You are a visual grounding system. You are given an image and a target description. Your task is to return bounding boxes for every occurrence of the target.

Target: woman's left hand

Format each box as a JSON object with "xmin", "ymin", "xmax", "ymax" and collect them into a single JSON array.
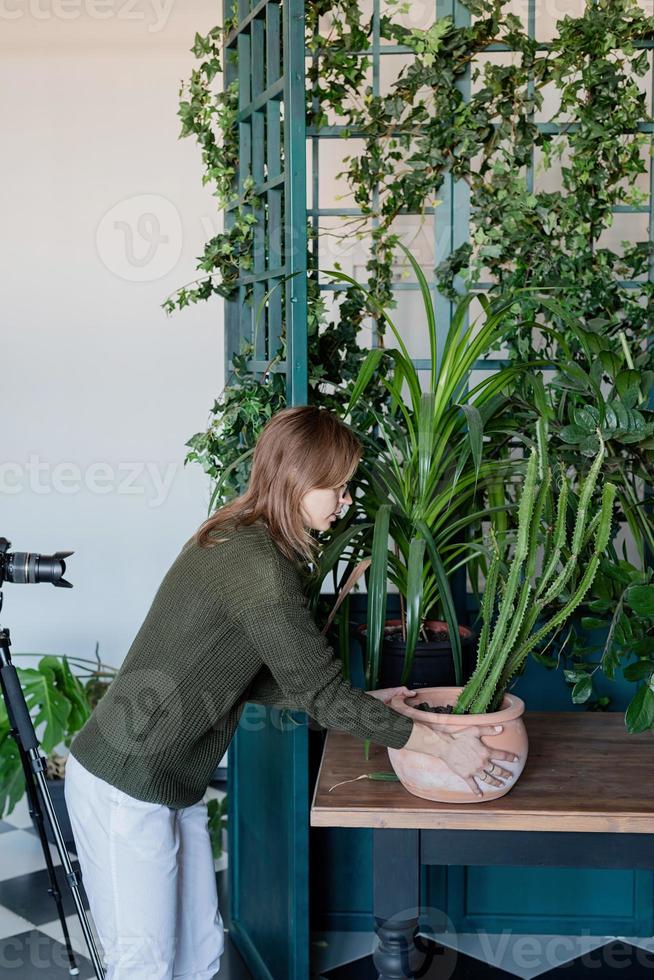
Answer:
[{"xmin": 365, "ymin": 685, "xmax": 418, "ymax": 705}]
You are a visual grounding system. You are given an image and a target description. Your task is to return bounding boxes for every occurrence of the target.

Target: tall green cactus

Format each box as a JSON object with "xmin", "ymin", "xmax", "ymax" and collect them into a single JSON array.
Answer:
[{"xmin": 453, "ymin": 434, "xmax": 616, "ymax": 716}]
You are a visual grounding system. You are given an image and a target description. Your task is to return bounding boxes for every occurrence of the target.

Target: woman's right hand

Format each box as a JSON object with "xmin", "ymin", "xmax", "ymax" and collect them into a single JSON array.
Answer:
[{"xmin": 404, "ymin": 720, "xmax": 519, "ymax": 797}]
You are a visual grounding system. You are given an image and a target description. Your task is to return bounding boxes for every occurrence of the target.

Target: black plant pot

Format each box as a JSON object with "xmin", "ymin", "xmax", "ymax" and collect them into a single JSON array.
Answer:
[
  {"xmin": 357, "ymin": 618, "xmax": 478, "ymax": 690},
  {"xmin": 31, "ymin": 777, "xmax": 76, "ymax": 850}
]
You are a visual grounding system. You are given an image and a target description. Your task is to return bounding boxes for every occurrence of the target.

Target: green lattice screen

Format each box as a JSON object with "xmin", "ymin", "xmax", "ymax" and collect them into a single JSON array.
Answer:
[
  {"xmin": 308, "ymin": 0, "xmax": 654, "ymax": 378},
  {"xmin": 223, "ymin": 0, "xmax": 308, "ymax": 404},
  {"xmin": 225, "ymin": 0, "xmax": 654, "ymax": 392}
]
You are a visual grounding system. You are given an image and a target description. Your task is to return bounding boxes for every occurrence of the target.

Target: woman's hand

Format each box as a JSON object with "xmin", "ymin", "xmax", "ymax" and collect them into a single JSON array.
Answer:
[
  {"xmin": 365, "ymin": 685, "xmax": 417, "ymax": 705},
  {"xmin": 403, "ymin": 720, "xmax": 518, "ymax": 798}
]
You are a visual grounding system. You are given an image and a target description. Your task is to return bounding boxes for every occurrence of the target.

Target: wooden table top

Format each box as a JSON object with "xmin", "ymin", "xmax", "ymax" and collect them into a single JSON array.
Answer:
[{"xmin": 310, "ymin": 712, "xmax": 654, "ymax": 834}]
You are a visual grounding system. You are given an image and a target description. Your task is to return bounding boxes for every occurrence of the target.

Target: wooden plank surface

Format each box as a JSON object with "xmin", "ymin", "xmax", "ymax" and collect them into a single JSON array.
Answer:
[{"xmin": 310, "ymin": 712, "xmax": 654, "ymax": 833}]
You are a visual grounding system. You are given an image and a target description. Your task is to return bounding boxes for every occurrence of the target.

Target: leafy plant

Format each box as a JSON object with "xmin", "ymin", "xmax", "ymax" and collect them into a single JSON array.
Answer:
[
  {"xmin": 184, "ymin": 342, "xmax": 287, "ymax": 506},
  {"xmin": 0, "ymin": 651, "xmax": 231, "ymax": 856},
  {"xmin": 164, "ymin": 27, "xmax": 398, "ymax": 507},
  {"xmin": 0, "ymin": 648, "xmax": 116, "ymax": 819},
  {"xmin": 507, "ymin": 326, "xmax": 654, "ymax": 562},
  {"xmin": 454, "ymin": 433, "xmax": 617, "ymax": 715},
  {"xmin": 555, "ymin": 560, "xmax": 654, "ymax": 732},
  {"xmin": 321, "ymin": 244, "xmax": 549, "ymax": 689},
  {"xmin": 207, "ymin": 795, "xmax": 228, "ymax": 859},
  {"xmin": 309, "ymin": 0, "xmax": 654, "ymax": 559}
]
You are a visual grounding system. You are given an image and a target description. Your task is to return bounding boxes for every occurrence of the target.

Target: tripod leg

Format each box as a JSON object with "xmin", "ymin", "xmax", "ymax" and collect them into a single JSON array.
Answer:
[
  {"xmin": 0, "ymin": 637, "xmax": 105, "ymax": 979},
  {"xmin": 22, "ymin": 747, "xmax": 82, "ymax": 976},
  {"xmin": 33, "ymin": 763, "xmax": 103, "ymax": 978}
]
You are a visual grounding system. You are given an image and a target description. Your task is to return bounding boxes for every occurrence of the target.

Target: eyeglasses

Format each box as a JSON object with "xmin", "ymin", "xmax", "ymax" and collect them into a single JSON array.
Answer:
[{"xmin": 336, "ymin": 482, "xmax": 351, "ymax": 502}]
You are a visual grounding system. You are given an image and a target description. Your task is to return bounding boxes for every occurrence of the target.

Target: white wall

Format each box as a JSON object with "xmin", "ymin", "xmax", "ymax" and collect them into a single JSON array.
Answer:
[{"xmin": 1, "ymin": 1, "xmax": 226, "ymax": 670}]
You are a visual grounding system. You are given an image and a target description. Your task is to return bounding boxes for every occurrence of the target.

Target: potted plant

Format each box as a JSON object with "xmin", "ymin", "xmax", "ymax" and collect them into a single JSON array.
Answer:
[
  {"xmin": 1, "ymin": 650, "xmax": 232, "ymax": 857},
  {"xmin": 386, "ymin": 431, "xmax": 617, "ymax": 803},
  {"xmin": 0, "ymin": 648, "xmax": 116, "ymax": 845},
  {"xmin": 556, "ymin": 557, "xmax": 654, "ymax": 730},
  {"xmin": 324, "ymin": 243, "xmax": 544, "ymax": 691}
]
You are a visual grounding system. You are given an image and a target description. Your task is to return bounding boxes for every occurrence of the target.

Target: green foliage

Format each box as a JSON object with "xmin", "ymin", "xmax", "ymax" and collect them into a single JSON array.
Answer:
[
  {"xmin": 310, "ymin": 0, "xmax": 654, "ymax": 556},
  {"xmin": 330, "ymin": 246, "xmax": 539, "ymax": 688},
  {"xmin": 162, "ymin": 29, "xmax": 255, "ymax": 314},
  {"xmin": 558, "ymin": 561, "xmax": 654, "ymax": 732},
  {"xmin": 207, "ymin": 795, "xmax": 228, "ymax": 859},
  {"xmin": 504, "ymin": 323, "xmax": 654, "ymax": 560},
  {"xmin": 184, "ymin": 342, "xmax": 287, "ymax": 504},
  {"xmin": 454, "ymin": 436, "xmax": 617, "ymax": 715},
  {"xmin": 169, "ymin": 4, "xmax": 653, "ymax": 718},
  {"xmin": 165, "ymin": 25, "xmax": 399, "ymax": 510},
  {"xmin": 0, "ymin": 650, "xmax": 116, "ymax": 819},
  {"xmin": 16, "ymin": 657, "xmax": 88, "ymax": 753}
]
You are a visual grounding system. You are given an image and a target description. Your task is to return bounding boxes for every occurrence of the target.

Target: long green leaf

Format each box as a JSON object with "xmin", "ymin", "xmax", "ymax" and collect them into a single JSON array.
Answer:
[
  {"xmin": 401, "ymin": 537, "xmax": 427, "ymax": 685},
  {"xmin": 396, "ymin": 241, "xmax": 438, "ymax": 388},
  {"xmin": 321, "ymin": 267, "xmax": 422, "ymax": 415},
  {"xmin": 414, "ymin": 519, "xmax": 463, "ymax": 684},
  {"xmin": 366, "ymin": 505, "xmax": 391, "ymax": 690}
]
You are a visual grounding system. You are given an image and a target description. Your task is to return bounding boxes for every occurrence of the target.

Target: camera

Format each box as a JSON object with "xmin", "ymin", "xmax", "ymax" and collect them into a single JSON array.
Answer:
[{"xmin": 0, "ymin": 537, "xmax": 73, "ymax": 588}]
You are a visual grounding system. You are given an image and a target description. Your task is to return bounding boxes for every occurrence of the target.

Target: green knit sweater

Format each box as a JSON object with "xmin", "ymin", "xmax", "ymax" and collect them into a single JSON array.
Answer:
[{"xmin": 70, "ymin": 517, "xmax": 414, "ymax": 808}]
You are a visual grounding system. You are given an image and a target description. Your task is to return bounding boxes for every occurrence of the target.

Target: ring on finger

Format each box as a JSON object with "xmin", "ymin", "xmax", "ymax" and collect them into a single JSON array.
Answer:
[
  {"xmin": 478, "ymin": 771, "xmax": 489, "ymax": 781},
  {"xmin": 486, "ymin": 763, "xmax": 497, "ymax": 775}
]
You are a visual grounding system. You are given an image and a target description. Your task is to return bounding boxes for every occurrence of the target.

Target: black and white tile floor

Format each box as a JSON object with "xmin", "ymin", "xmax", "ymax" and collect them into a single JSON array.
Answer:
[
  {"xmin": 2, "ymin": 789, "xmax": 653, "ymax": 979},
  {"xmin": 311, "ymin": 926, "xmax": 654, "ymax": 978},
  {"xmin": 0, "ymin": 784, "xmax": 252, "ymax": 979}
]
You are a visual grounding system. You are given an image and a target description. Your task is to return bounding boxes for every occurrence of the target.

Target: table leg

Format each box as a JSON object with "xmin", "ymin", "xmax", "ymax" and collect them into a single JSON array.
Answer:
[{"xmin": 372, "ymin": 828, "xmax": 424, "ymax": 979}]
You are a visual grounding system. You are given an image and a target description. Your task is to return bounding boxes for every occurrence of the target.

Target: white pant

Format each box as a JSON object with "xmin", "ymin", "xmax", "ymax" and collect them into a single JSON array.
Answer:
[{"xmin": 64, "ymin": 751, "xmax": 224, "ymax": 979}]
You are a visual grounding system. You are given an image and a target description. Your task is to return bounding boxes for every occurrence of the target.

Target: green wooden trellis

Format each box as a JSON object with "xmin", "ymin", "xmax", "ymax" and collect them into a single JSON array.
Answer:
[
  {"xmin": 309, "ymin": 0, "xmax": 654, "ymax": 376},
  {"xmin": 225, "ymin": 0, "xmax": 654, "ymax": 389},
  {"xmin": 309, "ymin": 0, "xmax": 472, "ymax": 372},
  {"xmin": 223, "ymin": 0, "xmax": 308, "ymax": 406}
]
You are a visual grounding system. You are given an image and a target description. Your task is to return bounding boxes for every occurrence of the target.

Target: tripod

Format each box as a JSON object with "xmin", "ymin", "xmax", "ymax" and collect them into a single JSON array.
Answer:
[{"xmin": 0, "ymin": 602, "xmax": 106, "ymax": 978}]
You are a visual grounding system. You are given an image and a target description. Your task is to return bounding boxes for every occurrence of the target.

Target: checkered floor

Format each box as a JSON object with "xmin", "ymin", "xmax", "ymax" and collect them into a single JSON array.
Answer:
[
  {"xmin": 0, "ymin": 784, "xmax": 252, "ymax": 980},
  {"xmin": 312, "ymin": 927, "xmax": 654, "ymax": 977}
]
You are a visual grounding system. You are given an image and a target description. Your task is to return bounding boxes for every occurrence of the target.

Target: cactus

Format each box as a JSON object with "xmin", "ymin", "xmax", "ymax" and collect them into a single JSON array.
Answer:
[{"xmin": 453, "ymin": 432, "xmax": 616, "ymax": 716}]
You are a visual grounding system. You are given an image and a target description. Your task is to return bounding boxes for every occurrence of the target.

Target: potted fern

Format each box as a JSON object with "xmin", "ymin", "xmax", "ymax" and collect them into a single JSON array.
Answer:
[{"xmin": 386, "ymin": 429, "xmax": 617, "ymax": 803}]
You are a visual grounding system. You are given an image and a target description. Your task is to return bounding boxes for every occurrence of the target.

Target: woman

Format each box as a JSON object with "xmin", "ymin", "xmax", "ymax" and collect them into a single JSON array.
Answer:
[{"xmin": 65, "ymin": 405, "xmax": 516, "ymax": 979}]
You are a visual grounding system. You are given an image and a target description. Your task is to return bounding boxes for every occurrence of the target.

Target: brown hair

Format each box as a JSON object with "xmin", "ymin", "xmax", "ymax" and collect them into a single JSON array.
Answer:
[{"xmin": 193, "ymin": 405, "xmax": 362, "ymax": 564}]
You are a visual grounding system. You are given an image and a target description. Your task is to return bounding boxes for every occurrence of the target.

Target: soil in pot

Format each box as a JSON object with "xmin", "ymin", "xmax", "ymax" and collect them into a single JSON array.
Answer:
[
  {"xmin": 357, "ymin": 619, "xmax": 477, "ymax": 689},
  {"xmin": 415, "ymin": 701, "xmax": 456, "ymax": 714}
]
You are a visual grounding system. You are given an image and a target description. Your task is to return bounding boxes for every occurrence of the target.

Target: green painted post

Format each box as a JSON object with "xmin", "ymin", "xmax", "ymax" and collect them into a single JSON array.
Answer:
[
  {"xmin": 237, "ymin": 23, "xmax": 252, "ymax": 354},
  {"xmin": 283, "ymin": 0, "xmax": 308, "ymax": 406},
  {"xmin": 250, "ymin": 15, "xmax": 266, "ymax": 362},
  {"xmin": 223, "ymin": 0, "xmax": 239, "ymax": 387},
  {"xmin": 266, "ymin": 1, "xmax": 283, "ymax": 362},
  {"xmin": 224, "ymin": 6, "xmax": 310, "ymax": 978}
]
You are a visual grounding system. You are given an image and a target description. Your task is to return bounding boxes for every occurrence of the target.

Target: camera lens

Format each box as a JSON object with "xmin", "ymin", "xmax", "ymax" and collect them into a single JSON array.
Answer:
[
  {"xmin": 6, "ymin": 552, "xmax": 40, "ymax": 584},
  {"xmin": 4, "ymin": 551, "xmax": 73, "ymax": 588}
]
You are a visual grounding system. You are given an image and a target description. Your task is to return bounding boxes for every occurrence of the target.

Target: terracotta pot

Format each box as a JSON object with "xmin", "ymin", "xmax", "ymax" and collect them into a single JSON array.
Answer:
[
  {"xmin": 386, "ymin": 686, "xmax": 528, "ymax": 804},
  {"xmin": 356, "ymin": 619, "xmax": 477, "ymax": 689}
]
